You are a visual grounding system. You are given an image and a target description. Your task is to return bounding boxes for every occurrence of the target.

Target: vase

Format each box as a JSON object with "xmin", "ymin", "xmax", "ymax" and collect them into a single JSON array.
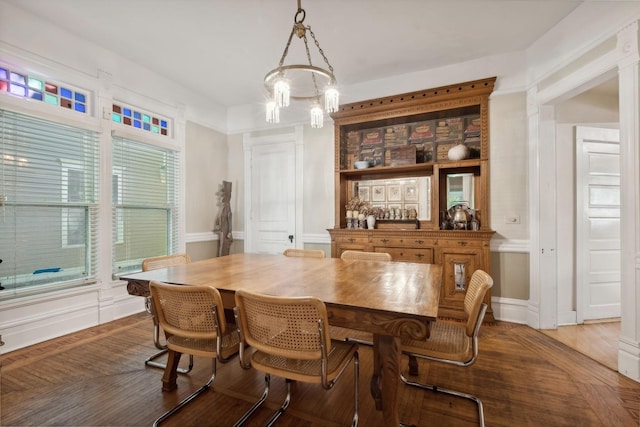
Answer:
[{"xmin": 367, "ymin": 215, "xmax": 376, "ymax": 229}]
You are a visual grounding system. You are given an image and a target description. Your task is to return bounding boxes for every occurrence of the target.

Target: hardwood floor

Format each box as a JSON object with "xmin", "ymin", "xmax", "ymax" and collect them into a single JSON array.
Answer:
[
  {"xmin": 540, "ymin": 321, "xmax": 620, "ymax": 372},
  {"xmin": 1, "ymin": 313, "xmax": 639, "ymax": 426}
]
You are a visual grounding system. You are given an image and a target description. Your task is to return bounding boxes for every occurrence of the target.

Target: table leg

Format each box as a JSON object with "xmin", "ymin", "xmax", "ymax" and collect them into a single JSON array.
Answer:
[
  {"xmin": 161, "ymin": 349, "xmax": 182, "ymax": 391},
  {"xmin": 371, "ymin": 334, "xmax": 401, "ymax": 426}
]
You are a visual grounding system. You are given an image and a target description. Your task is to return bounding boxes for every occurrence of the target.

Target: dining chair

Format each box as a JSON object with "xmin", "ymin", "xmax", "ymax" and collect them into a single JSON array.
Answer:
[
  {"xmin": 142, "ymin": 253, "xmax": 194, "ymax": 373},
  {"xmin": 400, "ymin": 269, "xmax": 493, "ymax": 427},
  {"xmin": 340, "ymin": 250, "xmax": 392, "ymax": 261},
  {"xmin": 149, "ymin": 280, "xmax": 240, "ymax": 427},
  {"xmin": 233, "ymin": 289, "xmax": 359, "ymax": 427},
  {"xmin": 283, "ymin": 248, "xmax": 326, "ymax": 258}
]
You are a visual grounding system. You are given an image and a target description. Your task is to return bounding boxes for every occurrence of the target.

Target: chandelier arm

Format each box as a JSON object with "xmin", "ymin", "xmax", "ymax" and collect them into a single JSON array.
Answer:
[
  {"xmin": 308, "ymin": 27, "xmax": 335, "ymax": 80},
  {"xmin": 302, "ymin": 32, "xmax": 321, "ymax": 100},
  {"xmin": 278, "ymin": 25, "xmax": 297, "ymax": 68}
]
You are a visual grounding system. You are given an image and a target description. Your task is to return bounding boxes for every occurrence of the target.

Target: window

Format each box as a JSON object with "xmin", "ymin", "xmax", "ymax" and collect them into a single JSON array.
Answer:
[
  {"xmin": 111, "ymin": 135, "xmax": 179, "ymax": 276},
  {"xmin": 0, "ymin": 109, "xmax": 99, "ymax": 297}
]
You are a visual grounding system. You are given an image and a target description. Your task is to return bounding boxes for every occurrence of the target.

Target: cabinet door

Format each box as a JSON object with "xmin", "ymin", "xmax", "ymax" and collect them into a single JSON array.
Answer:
[{"xmin": 438, "ymin": 248, "xmax": 482, "ymax": 312}]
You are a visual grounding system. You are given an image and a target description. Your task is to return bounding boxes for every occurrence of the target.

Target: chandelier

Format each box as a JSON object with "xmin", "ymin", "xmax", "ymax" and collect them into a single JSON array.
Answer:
[{"xmin": 264, "ymin": 0, "xmax": 339, "ymax": 128}]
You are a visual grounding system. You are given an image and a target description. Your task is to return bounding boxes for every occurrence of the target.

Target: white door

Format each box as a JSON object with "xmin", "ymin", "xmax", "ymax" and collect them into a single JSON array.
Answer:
[
  {"xmin": 576, "ymin": 126, "xmax": 620, "ymax": 322},
  {"xmin": 244, "ymin": 130, "xmax": 300, "ymax": 254}
]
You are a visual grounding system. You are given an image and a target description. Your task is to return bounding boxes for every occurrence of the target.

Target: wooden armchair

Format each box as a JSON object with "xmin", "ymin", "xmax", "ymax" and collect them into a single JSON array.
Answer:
[
  {"xmin": 142, "ymin": 254, "xmax": 193, "ymax": 373},
  {"xmin": 400, "ymin": 269, "xmax": 494, "ymax": 426},
  {"xmin": 283, "ymin": 248, "xmax": 326, "ymax": 258},
  {"xmin": 149, "ymin": 281, "xmax": 239, "ymax": 426},
  {"xmin": 233, "ymin": 289, "xmax": 359, "ymax": 426}
]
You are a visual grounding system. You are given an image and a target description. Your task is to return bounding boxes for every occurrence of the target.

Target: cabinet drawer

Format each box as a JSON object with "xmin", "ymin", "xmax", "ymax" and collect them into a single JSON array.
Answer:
[
  {"xmin": 333, "ymin": 234, "xmax": 369, "ymax": 244},
  {"xmin": 382, "ymin": 247, "xmax": 434, "ymax": 263},
  {"xmin": 439, "ymin": 238, "xmax": 484, "ymax": 248},
  {"xmin": 372, "ymin": 236, "xmax": 434, "ymax": 247}
]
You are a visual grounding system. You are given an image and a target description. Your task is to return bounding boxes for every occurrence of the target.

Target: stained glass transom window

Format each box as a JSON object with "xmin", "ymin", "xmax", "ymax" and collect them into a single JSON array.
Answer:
[
  {"xmin": 111, "ymin": 103, "xmax": 169, "ymax": 136},
  {"xmin": 0, "ymin": 65, "xmax": 88, "ymax": 114}
]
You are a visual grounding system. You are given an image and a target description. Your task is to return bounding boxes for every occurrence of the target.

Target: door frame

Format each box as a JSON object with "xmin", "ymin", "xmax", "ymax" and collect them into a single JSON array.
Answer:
[{"xmin": 243, "ymin": 126, "xmax": 304, "ymax": 253}]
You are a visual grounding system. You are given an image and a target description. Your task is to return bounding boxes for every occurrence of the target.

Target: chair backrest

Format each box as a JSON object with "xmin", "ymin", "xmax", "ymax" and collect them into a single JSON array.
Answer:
[
  {"xmin": 340, "ymin": 250, "xmax": 392, "ymax": 262},
  {"xmin": 463, "ymin": 269, "xmax": 494, "ymax": 337},
  {"xmin": 283, "ymin": 248, "xmax": 326, "ymax": 258},
  {"xmin": 149, "ymin": 280, "xmax": 228, "ymax": 338},
  {"xmin": 234, "ymin": 289, "xmax": 330, "ymax": 360},
  {"xmin": 142, "ymin": 253, "xmax": 191, "ymax": 271}
]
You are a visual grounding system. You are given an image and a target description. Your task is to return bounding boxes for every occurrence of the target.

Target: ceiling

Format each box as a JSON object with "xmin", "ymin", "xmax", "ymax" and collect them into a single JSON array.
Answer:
[{"xmin": 8, "ymin": 0, "xmax": 591, "ymax": 109}]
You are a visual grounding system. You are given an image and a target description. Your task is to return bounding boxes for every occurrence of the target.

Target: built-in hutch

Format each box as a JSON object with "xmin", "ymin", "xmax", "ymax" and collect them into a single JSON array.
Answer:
[{"xmin": 328, "ymin": 77, "xmax": 496, "ymax": 321}]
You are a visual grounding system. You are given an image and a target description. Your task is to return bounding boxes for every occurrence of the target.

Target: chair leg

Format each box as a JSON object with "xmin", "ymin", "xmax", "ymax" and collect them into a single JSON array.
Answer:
[
  {"xmin": 264, "ymin": 378, "xmax": 292, "ymax": 427},
  {"xmin": 352, "ymin": 351, "xmax": 359, "ymax": 427},
  {"xmin": 153, "ymin": 359, "xmax": 217, "ymax": 427},
  {"xmin": 233, "ymin": 374, "xmax": 271, "ymax": 427},
  {"xmin": 145, "ymin": 297, "xmax": 194, "ymax": 374},
  {"xmin": 400, "ymin": 373, "xmax": 485, "ymax": 427}
]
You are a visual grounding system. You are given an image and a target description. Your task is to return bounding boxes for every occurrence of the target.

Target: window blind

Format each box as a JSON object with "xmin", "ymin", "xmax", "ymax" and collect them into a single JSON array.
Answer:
[
  {"xmin": 0, "ymin": 109, "xmax": 99, "ymax": 297},
  {"xmin": 111, "ymin": 135, "xmax": 179, "ymax": 275}
]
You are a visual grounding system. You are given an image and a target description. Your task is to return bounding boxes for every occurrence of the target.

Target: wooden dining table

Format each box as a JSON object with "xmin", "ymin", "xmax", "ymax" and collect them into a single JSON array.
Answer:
[{"xmin": 123, "ymin": 252, "xmax": 442, "ymax": 426}]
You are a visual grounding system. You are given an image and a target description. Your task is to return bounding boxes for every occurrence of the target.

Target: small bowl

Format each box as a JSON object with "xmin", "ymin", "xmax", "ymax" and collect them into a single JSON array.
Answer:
[{"xmin": 354, "ymin": 161, "xmax": 371, "ymax": 169}]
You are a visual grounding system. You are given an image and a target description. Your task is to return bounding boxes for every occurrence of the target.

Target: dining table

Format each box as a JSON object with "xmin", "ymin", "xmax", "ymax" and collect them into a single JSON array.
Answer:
[{"xmin": 123, "ymin": 252, "xmax": 442, "ymax": 426}]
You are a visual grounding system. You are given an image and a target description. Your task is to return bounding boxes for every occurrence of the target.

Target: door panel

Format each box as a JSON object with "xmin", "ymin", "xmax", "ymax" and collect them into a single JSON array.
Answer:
[{"xmin": 576, "ymin": 126, "xmax": 620, "ymax": 321}]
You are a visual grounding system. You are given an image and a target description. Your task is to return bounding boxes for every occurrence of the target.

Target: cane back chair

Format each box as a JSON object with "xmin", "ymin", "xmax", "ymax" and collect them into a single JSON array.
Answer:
[
  {"xmin": 340, "ymin": 250, "xmax": 392, "ymax": 262},
  {"xmin": 233, "ymin": 289, "xmax": 359, "ymax": 426},
  {"xmin": 283, "ymin": 248, "xmax": 326, "ymax": 258},
  {"xmin": 400, "ymin": 269, "xmax": 494, "ymax": 426},
  {"xmin": 149, "ymin": 280, "xmax": 240, "ymax": 426},
  {"xmin": 142, "ymin": 254, "xmax": 194, "ymax": 373}
]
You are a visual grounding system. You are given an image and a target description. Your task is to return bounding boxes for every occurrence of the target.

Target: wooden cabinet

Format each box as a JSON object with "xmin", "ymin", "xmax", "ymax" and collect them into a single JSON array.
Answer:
[{"xmin": 328, "ymin": 78, "xmax": 496, "ymax": 321}]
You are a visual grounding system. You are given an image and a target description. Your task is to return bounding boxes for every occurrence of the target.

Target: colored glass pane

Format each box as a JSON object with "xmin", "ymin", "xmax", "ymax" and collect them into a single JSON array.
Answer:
[
  {"xmin": 112, "ymin": 113, "xmax": 122, "ymax": 123},
  {"xmin": 161, "ymin": 120, "xmax": 167, "ymax": 128},
  {"xmin": 28, "ymin": 77, "xmax": 43, "ymax": 90},
  {"xmin": 133, "ymin": 120, "xmax": 141, "ymax": 128},
  {"xmin": 0, "ymin": 81, "xmax": 7, "ymax": 91},
  {"xmin": 45, "ymin": 83, "xmax": 57, "ymax": 94},
  {"xmin": 143, "ymin": 122, "xmax": 150, "ymax": 131},
  {"xmin": 60, "ymin": 87, "xmax": 72, "ymax": 99},
  {"xmin": 152, "ymin": 117, "xmax": 159, "ymax": 125},
  {"xmin": 142, "ymin": 114, "xmax": 150, "ymax": 123},
  {"xmin": 123, "ymin": 117, "xmax": 132, "ymax": 125},
  {"xmin": 133, "ymin": 111, "xmax": 141, "ymax": 120},
  {"xmin": 123, "ymin": 108, "xmax": 132, "ymax": 117},
  {"xmin": 9, "ymin": 83, "xmax": 26, "ymax": 96},
  {"xmin": 74, "ymin": 92, "xmax": 85, "ymax": 102},
  {"xmin": 44, "ymin": 93, "xmax": 58, "ymax": 105},
  {"xmin": 74, "ymin": 102, "xmax": 86, "ymax": 113},
  {"xmin": 113, "ymin": 104, "xmax": 121, "ymax": 114},
  {"xmin": 10, "ymin": 72, "xmax": 26, "ymax": 85},
  {"xmin": 29, "ymin": 90, "xmax": 43, "ymax": 101},
  {"xmin": 61, "ymin": 98, "xmax": 72, "ymax": 109},
  {"xmin": 152, "ymin": 126, "xmax": 159, "ymax": 133},
  {"xmin": 0, "ymin": 67, "xmax": 7, "ymax": 80},
  {"xmin": 161, "ymin": 128, "xmax": 167, "ymax": 136}
]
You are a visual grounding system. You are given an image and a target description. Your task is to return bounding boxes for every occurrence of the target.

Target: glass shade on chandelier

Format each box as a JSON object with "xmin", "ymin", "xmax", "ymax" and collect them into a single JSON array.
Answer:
[
  {"xmin": 266, "ymin": 100, "xmax": 279, "ymax": 124},
  {"xmin": 264, "ymin": 0, "xmax": 339, "ymax": 128},
  {"xmin": 310, "ymin": 102, "xmax": 323, "ymax": 128}
]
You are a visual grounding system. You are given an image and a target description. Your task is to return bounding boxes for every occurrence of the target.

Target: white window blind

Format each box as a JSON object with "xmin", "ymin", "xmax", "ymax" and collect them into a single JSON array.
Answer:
[
  {"xmin": 0, "ymin": 109, "xmax": 99, "ymax": 297},
  {"xmin": 112, "ymin": 135, "xmax": 179, "ymax": 275}
]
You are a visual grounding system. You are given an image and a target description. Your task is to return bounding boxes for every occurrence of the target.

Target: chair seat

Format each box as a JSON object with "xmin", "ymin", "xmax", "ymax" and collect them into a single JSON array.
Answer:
[
  {"xmin": 402, "ymin": 320, "xmax": 472, "ymax": 363},
  {"xmin": 168, "ymin": 323, "xmax": 240, "ymax": 359},
  {"xmin": 251, "ymin": 339, "xmax": 358, "ymax": 384}
]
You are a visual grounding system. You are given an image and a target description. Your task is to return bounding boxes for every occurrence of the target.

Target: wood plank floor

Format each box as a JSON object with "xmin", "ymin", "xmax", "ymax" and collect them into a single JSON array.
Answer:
[{"xmin": 1, "ymin": 313, "xmax": 639, "ymax": 426}]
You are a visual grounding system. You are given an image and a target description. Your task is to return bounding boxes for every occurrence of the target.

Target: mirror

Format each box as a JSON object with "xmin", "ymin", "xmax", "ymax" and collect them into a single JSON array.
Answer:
[
  {"xmin": 446, "ymin": 173, "xmax": 474, "ymax": 209},
  {"xmin": 352, "ymin": 176, "xmax": 431, "ymax": 221}
]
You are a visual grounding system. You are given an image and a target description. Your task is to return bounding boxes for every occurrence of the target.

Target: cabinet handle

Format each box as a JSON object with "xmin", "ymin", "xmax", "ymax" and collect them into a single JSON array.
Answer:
[
  {"xmin": 457, "ymin": 241, "xmax": 468, "ymax": 246},
  {"xmin": 348, "ymin": 238, "xmax": 355, "ymax": 243},
  {"xmin": 400, "ymin": 252, "xmax": 404, "ymax": 256},
  {"xmin": 381, "ymin": 238, "xmax": 389, "ymax": 243},
  {"xmin": 400, "ymin": 239, "xmax": 404, "ymax": 243},
  {"xmin": 415, "ymin": 240, "xmax": 424, "ymax": 245},
  {"xmin": 415, "ymin": 253, "xmax": 424, "ymax": 259}
]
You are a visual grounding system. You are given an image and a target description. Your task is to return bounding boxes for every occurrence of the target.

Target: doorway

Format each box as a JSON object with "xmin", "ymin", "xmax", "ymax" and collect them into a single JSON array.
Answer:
[{"xmin": 243, "ymin": 127, "xmax": 303, "ymax": 254}]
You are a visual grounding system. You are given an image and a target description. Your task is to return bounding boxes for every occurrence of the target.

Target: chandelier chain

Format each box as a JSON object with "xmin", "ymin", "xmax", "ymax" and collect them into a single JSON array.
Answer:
[
  {"xmin": 307, "ymin": 27, "xmax": 335, "ymax": 77},
  {"xmin": 278, "ymin": 26, "xmax": 297, "ymax": 69},
  {"xmin": 302, "ymin": 33, "xmax": 321, "ymax": 100}
]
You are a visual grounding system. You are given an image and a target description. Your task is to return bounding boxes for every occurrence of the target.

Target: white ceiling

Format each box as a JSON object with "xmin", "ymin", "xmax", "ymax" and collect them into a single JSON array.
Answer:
[{"xmin": 8, "ymin": 0, "xmax": 590, "ymax": 109}]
